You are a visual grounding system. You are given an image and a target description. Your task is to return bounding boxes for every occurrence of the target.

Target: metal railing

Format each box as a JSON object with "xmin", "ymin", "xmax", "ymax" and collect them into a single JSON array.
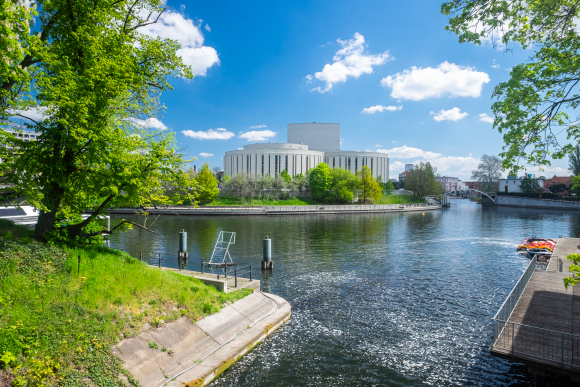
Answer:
[
  {"xmin": 492, "ymin": 320, "xmax": 580, "ymax": 370},
  {"xmin": 493, "ymin": 256, "xmax": 537, "ymax": 343}
]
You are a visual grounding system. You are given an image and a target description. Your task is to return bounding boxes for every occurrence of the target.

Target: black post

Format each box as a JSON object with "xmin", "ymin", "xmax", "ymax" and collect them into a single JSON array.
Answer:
[
  {"xmin": 158, "ymin": 253, "xmax": 161, "ymax": 268},
  {"xmin": 201, "ymin": 258, "xmax": 204, "ymax": 274},
  {"xmin": 139, "ymin": 251, "xmax": 142, "ymax": 261},
  {"xmin": 249, "ymin": 265, "xmax": 252, "ymax": 281},
  {"xmin": 77, "ymin": 255, "xmax": 80, "ymax": 274},
  {"xmin": 235, "ymin": 269, "xmax": 237, "ymax": 288},
  {"xmin": 224, "ymin": 264, "xmax": 227, "ymax": 278}
]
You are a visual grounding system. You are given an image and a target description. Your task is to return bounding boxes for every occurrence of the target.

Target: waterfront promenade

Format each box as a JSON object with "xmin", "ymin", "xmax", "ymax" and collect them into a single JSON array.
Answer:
[
  {"xmin": 105, "ymin": 203, "xmax": 440, "ymax": 216},
  {"xmin": 490, "ymin": 238, "xmax": 580, "ymax": 382}
]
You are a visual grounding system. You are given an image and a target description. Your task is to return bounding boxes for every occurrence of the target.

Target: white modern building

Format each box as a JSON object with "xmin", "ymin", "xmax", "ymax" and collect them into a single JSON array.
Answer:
[
  {"xmin": 499, "ymin": 176, "xmax": 545, "ymax": 193},
  {"xmin": 224, "ymin": 123, "xmax": 389, "ymax": 179}
]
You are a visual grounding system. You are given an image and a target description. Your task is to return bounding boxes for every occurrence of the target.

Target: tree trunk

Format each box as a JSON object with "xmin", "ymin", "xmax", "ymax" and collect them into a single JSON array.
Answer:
[{"xmin": 35, "ymin": 210, "xmax": 57, "ymax": 241}]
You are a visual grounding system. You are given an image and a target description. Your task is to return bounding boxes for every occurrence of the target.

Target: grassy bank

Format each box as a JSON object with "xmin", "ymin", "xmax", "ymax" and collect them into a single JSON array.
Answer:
[
  {"xmin": 0, "ymin": 220, "xmax": 251, "ymax": 386},
  {"xmin": 205, "ymin": 196, "xmax": 316, "ymax": 206},
  {"xmin": 206, "ymin": 195, "xmax": 428, "ymax": 206},
  {"xmin": 378, "ymin": 195, "xmax": 427, "ymax": 204}
]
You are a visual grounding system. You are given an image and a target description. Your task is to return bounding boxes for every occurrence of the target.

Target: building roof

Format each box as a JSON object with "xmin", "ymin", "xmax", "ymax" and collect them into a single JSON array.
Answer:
[{"xmin": 544, "ymin": 175, "xmax": 573, "ymax": 188}]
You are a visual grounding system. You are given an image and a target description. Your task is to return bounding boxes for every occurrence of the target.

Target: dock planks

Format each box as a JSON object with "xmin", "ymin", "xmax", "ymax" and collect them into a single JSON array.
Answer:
[{"xmin": 490, "ymin": 238, "xmax": 580, "ymax": 379}]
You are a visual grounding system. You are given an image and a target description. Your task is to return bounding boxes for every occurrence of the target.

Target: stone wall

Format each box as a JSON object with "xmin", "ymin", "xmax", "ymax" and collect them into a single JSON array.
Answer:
[{"xmin": 495, "ymin": 195, "xmax": 580, "ymax": 210}]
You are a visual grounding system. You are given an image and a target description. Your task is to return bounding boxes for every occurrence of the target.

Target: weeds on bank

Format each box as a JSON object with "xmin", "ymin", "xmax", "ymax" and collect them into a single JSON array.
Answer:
[
  {"xmin": 0, "ymin": 223, "xmax": 251, "ymax": 386},
  {"xmin": 206, "ymin": 196, "xmax": 316, "ymax": 206},
  {"xmin": 378, "ymin": 195, "xmax": 427, "ymax": 204}
]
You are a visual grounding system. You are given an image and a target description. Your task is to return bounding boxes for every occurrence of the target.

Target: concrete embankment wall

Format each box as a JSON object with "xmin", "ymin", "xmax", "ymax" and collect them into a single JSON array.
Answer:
[
  {"xmin": 495, "ymin": 196, "xmax": 580, "ymax": 211},
  {"xmin": 105, "ymin": 204, "xmax": 441, "ymax": 216}
]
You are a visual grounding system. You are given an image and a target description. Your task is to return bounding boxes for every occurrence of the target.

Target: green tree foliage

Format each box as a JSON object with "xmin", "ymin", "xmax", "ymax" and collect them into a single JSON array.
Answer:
[
  {"xmin": 0, "ymin": 0, "xmax": 195, "ymax": 242},
  {"xmin": 404, "ymin": 162, "xmax": 444, "ymax": 198},
  {"xmin": 471, "ymin": 154, "xmax": 504, "ymax": 192},
  {"xmin": 328, "ymin": 168, "xmax": 359, "ymax": 203},
  {"xmin": 549, "ymin": 183, "xmax": 568, "ymax": 193},
  {"xmin": 570, "ymin": 146, "xmax": 580, "ymax": 176},
  {"xmin": 309, "ymin": 163, "xmax": 331, "ymax": 201},
  {"xmin": 520, "ymin": 176, "xmax": 544, "ymax": 193},
  {"xmin": 441, "ymin": 1, "xmax": 580, "ymax": 173},
  {"xmin": 195, "ymin": 163, "xmax": 220, "ymax": 204},
  {"xmin": 384, "ymin": 180, "xmax": 395, "ymax": 195},
  {"xmin": 357, "ymin": 165, "xmax": 382, "ymax": 203},
  {"xmin": 280, "ymin": 169, "xmax": 291, "ymax": 183}
]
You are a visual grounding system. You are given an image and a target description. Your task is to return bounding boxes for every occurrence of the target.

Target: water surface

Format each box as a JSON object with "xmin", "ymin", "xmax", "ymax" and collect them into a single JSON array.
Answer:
[{"xmin": 108, "ymin": 200, "xmax": 580, "ymax": 386}]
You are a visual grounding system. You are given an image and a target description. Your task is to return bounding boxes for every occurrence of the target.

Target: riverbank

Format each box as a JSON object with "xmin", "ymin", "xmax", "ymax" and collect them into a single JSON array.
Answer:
[
  {"xmin": 106, "ymin": 202, "xmax": 440, "ymax": 216},
  {"xmin": 114, "ymin": 292, "xmax": 291, "ymax": 387},
  {"xmin": 0, "ymin": 221, "xmax": 252, "ymax": 386},
  {"xmin": 199, "ymin": 194, "xmax": 426, "ymax": 206},
  {"xmin": 485, "ymin": 195, "xmax": 580, "ymax": 211}
]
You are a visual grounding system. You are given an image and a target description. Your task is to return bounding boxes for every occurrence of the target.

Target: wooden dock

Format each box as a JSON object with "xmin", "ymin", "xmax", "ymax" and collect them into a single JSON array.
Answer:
[{"xmin": 490, "ymin": 238, "xmax": 580, "ymax": 382}]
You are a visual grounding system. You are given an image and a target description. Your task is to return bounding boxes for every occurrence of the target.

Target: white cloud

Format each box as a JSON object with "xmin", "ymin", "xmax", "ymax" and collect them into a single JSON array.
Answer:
[
  {"xmin": 11, "ymin": 107, "xmax": 48, "ymax": 122},
  {"xmin": 181, "ymin": 128, "xmax": 235, "ymax": 140},
  {"xmin": 250, "ymin": 124, "xmax": 266, "ymax": 129},
  {"xmin": 491, "ymin": 59, "xmax": 500, "ymax": 69},
  {"xmin": 308, "ymin": 32, "xmax": 392, "ymax": 93},
  {"xmin": 380, "ymin": 61, "xmax": 490, "ymax": 100},
  {"xmin": 131, "ymin": 117, "xmax": 167, "ymax": 130},
  {"xmin": 479, "ymin": 113, "xmax": 494, "ymax": 123},
  {"xmin": 361, "ymin": 105, "xmax": 402, "ymax": 114},
  {"xmin": 430, "ymin": 107, "xmax": 468, "ymax": 122},
  {"xmin": 379, "ymin": 145, "xmax": 480, "ymax": 180},
  {"xmin": 204, "ymin": 24, "xmax": 211, "ymax": 32},
  {"xmin": 139, "ymin": 9, "xmax": 219, "ymax": 76},
  {"xmin": 392, "ymin": 140, "xmax": 396, "ymax": 143},
  {"xmin": 239, "ymin": 130, "xmax": 277, "ymax": 142},
  {"xmin": 199, "ymin": 152, "xmax": 213, "ymax": 157},
  {"xmin": 375, "ymin": 144, "xmax": 383, "ymax": 147}
]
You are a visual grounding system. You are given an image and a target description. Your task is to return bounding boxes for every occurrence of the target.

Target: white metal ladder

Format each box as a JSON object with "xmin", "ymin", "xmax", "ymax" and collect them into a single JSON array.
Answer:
[{"xmin": 208, "ymin": 231, "xmax": 236, "ymax": 266}]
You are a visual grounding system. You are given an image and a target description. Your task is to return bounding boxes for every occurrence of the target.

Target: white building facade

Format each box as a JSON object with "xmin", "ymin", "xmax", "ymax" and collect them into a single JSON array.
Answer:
[
  {"xmin": 499, "ymin": 177, "xmax": 545, "ymax": 193},
  {"xmin": 224, "ymin": 123, "xmax": 389, "ymax": 180}
]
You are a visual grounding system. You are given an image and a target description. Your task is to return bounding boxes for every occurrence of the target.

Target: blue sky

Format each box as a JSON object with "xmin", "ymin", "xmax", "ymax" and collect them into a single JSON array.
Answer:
[{"xmin": 143, "ymin": 0, "xmax": 570, "ymax": 180}]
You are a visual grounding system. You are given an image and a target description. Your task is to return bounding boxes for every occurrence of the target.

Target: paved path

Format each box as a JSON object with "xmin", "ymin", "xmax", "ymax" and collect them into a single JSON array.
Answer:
[{"xmin": 113, "ymin": 292, "xmax": 291, "ymax": 387}]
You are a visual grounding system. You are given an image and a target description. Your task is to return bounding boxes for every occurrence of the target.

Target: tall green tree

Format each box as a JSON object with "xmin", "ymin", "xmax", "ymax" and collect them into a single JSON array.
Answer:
[
  {"xmin": 280, "ymin": 169, "xmax": 291, "ymax": 183},
  {"xmin": 471, "ymin": 154, "xmax": 504, "ymax": 192},
  {"xmin": 569, "ymin": 146, "xmax": 580, "ymax": 176},
  {"xmin": 309, "ymin": 163, "xmax": 331, "ymax": 201},
  {"xmin": 357, "ymin": 165, "xmax": 382, "ymax": 203},
  {"xmin": 384, "ymin": 180, "xmax": 394, "ymax": 196},
  {"xmin": 404, "ymin": 162, "xmax": 444, "ymax": 198},
  {"xmin": 520, "ymin": 176, "xmax": 544, "ymax": 194},
  {"xmin": 441, "ymin": 1, "xmax": 580, "ymax": 174},
  {"xmin": 195, "ymin": 163, "xmax": 220, "ymax": 204},
  {"xmin": 328, "ymin": 168, "xmax": 359, "ymax": 203},
  {"xmin": 0, "ymin": 0, "xmax": 194, "ymax": 242}
]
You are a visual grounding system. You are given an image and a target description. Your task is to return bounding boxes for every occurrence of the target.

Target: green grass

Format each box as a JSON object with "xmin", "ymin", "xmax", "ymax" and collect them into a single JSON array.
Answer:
[
  {"xmin": 378, "ymin": 195, "xmax": 427, "ymax": 204},
  {"xmin": 0, "ymin": 221, "xmax": 251, "ymax": 386},
  {"xmin": 205, "ymin": 196, "xmax": 317, "ymax": 206}
]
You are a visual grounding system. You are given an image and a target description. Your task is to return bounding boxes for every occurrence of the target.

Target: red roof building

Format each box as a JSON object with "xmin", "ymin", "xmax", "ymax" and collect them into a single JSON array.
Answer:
[{"xmin": 544, "ymin": 175, "xmax": 574, "ymax": 194}]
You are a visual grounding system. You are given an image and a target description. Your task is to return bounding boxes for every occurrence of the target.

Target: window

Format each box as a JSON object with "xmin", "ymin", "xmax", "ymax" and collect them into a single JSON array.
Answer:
[
  {"xmin": 306, "ymin": 156, "xmax": 309, "ymax": 171},
  {"xmin": 333, "ymin": 158, "xmax": 335, "ymax": 168},
  {"xmin": 275, "ymin": 155, "xmax": 278, "ymax": 176},
  {"xmin": 285, "ymin": 155, "xmax": 288, "ymax": 173},
  {"xmin": 371, "ymin": 158, "xmax": 373, "ymax": 172},
  {"xmin": 339, "ymin": 157, "xmax": 341, "ymax": 168},
  {"xmin": 348, "ymin": 157, "xmax": 351, "ymax": 170},
  {"xmin": 269, "ymin": 155, "xmax": 271, "ymax": 175},
  {"xmin": 262, "ymin": 155, "xmax": 264, "ymax": 175},
  {"xmin": 355, "ymin": 157, "xmax": 358, "ymax": 171}
]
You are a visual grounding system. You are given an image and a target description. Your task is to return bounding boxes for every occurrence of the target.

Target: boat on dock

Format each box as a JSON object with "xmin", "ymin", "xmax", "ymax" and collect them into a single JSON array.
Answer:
[{"xmin": 517, "ymin": 236, "xmax": 556, "ymax": 262}]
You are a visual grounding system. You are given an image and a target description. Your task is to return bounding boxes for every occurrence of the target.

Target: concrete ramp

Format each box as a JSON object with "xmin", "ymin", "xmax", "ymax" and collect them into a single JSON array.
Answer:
[{"xmin": 113, "ymin": 292, "xmax": 291, "ymax": 387}]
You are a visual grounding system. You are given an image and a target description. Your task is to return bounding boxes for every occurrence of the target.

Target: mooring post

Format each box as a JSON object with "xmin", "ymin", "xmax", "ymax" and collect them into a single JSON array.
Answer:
[
  {"xmin": 250, "ymin": 264, "xmax": 252, "ymax": 281},
  {"xmin": 77, "ymin": 255, "xmax": 80, "ymax": 275},
  {"xmin": 158, "ymin": 253, "xmax": 161, "ymax": 268},
  {"xmin": 179, "ymin": 229, "xmax": 187, "ymax": 270},
  {"xmin": 201, "ymin": 258, "xmax": 204, "ymax": 274},
  {"xmin": 235, "ymin": 269, "xmax": 237, "ymax": 288},
  {"xmin": 139, "ymin": 251, "xmax": 142, "ymax": 261},
  {"xmin": 224, "ymin": 263, "xmax": 227, "ymax": 278},
  {"xmin": 262, "ymin": 236, "xmax": 273, "ymax": 270}
]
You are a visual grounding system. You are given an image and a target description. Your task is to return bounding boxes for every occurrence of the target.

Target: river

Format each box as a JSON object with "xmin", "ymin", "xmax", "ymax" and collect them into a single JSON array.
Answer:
[{"xmin": 107, "ymin": 200, "xmax": 580, "ymax": 386}]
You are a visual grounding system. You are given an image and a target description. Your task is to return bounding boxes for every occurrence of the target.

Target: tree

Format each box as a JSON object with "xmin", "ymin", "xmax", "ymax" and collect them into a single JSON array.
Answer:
[
  {"xmin": 212, "ymin": 166, "xmax": 222, "ymax": 176},
  {"xmin": 404, "ymin": 162, "xmax": 444, "ymax": 198},
  {"xmin": 384, "ymin": 180, "xmax": 394, "ymax": 196},
  {"xmin": 0, "ymin": 0, "xmax": 194, "ymax": 242},
  {"xmin": 328, "ymin": 168, "xmax": 359, "ymax": 203},
  {"xmin": 309, "ymin": 163, "xmax": 331, "ymax": 202},
  {"xmin": 280, "ymin": 169, "xmax": 291, "ymax": 183},
  {"xmin": 357, "ymin": 165, "xmax": 382, "ymax": 203},
  {"xmin": 441, "ymin": 1, "xmax": 580, "ymax": 174},
  {"xmin": 471, "ymin": 154, "xmax": 504, "ymax": 192},
  {"xmin": 196, "ymin": 163, "xmax": 220, "ymax": 204},
  {"xmin": 549, "ymin": 183, "xmax": 568, "ymax": 193},
  {"xmin": 520, "ymin": 176, "xmax": 544, "ymax": 194},
  {"xmin": 570, "ymin": 147, "xmax": 580, "ymax": 176}
]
